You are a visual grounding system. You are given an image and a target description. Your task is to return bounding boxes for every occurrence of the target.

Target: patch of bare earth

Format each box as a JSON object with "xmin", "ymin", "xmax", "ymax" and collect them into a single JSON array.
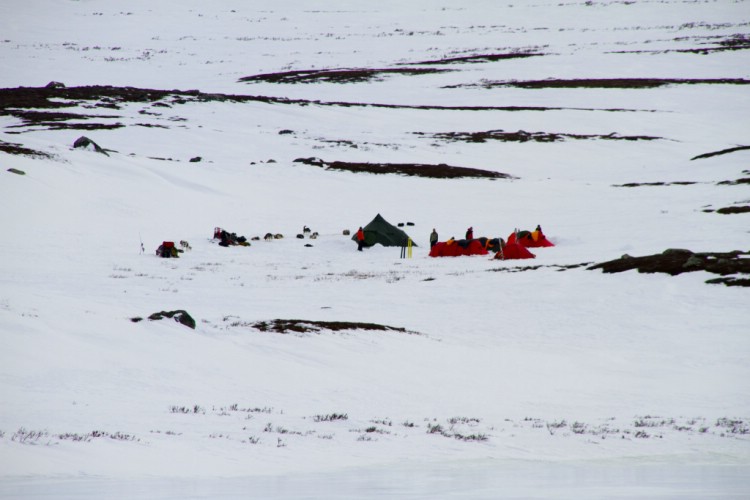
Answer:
[
  {"xmin": 293, "ymin": 157, "xmax": 513, "ymax": 180},
  {"xmin": 404, "ymin": 52, "xmax": 545, "ymax": 65},
  {"xmin": 447, "ymin": 78, "xmax": 750, "ymax": 90},
  {"xmin": 0, "ymin": 140, "xmax": 54, "ymax": 159},
  {"xmin": 691, "ymin": 146, "xmax": 750, "ymax": 161},
  {"xmin": 610, "ymin": 33, "xmax": 750, "ymax": 55},
  {"xmin": 420, "ymin": 129, "xmax": 663, "ymax": 143},
  {"xmin": 614, "ymin": 181, "xmax": 697, "ymax": 187},
  {"xmin": 250, "ymin": 319, "xmax": 421, "ymax": 335},
  {"xmin": 588, "ymin": 249, "xmax": 750, "ymax": 287},
  {"xmin": 703, "ymin": 206, "xmax": 750, "ymax": 215},
  {"xmin": 238, "ymin": 67, "xmax": 449, "ymax": 84}
]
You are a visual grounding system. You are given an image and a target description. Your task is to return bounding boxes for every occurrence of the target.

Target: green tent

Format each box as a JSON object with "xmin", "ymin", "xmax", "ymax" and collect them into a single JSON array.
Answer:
[{"xmin": 352, "ymin": 213, "xmax": 417, "ymax": 248}]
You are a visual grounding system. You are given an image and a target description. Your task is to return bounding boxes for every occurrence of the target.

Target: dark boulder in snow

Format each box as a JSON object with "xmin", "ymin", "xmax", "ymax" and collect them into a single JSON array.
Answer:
[
  {"xmin": 589, "ymin": 249, "xmax": 750, "ymax": 286},
  {"xmin": 73, "ymin": 136, "xmax": 109, "ymax": 156},
  {"xmin": 147, "ymin": 310, "xmax": 196, "ymax": 329}
]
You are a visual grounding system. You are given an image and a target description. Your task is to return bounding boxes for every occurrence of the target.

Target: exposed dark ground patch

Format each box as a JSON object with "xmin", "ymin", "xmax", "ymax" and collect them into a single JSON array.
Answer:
[
  {"xmin": 0, "ymin": 85, "xmax": 654, "ymax": 131},
  {"xmin": 447, "ymin": 78, "xmax": 750, "ymax": 90},
  {"xmin": 588, "ymin": 249, "xmax": 750, "ymax": 286},
  {"xmin": 238, "ymin": 67, "xmax": 449, "ymax": 84},
  {"xmin": 703, "ymin": 206, "xmax": 750, "ymax": 215},
  {"xmin": 691, "ymin": 145, "xmax": 750, "ymax": 161},
  {"xmin": 421, "ymin": 129, "xmax": 663, "ymax": 143},
  {"xmin": 251, "ymin": 319, "xmax": 420, "ymax": 335},
  {"xmin": 718, "ymin": 177, "xmax": 750, "ymax": 186},
  {"xmin": 488, "ymin": 263, "xmax": 591, "ymax": 273},
  {"xmin": 614, "ymin": 181, "xmax": 698, "ymax": 187},
  {"xmin": 293, "ymin": 157, "xmax": 513, "ymax": 180},
  {"xmin": 610, "ymin": 33, "xmax": 750, "ymax": 55},
  {"xmin": 0, "ymin": 140, "xmax": 54, "ymax": 159},
  {"xmin": 405, "ymin": 52, "xmax": 545, "ymax": 65}
]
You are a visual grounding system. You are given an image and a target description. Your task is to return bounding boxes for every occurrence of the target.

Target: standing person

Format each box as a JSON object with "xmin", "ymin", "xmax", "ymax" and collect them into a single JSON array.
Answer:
[
  {"xmin": 356, "ymin": 226, "xmax": 365, "ymax": 251},
  {"xmin": 430, "ymin": 228, "xmax": 438, "ymax": 248},
  {"xmin": 465, "ymin": 226, "xmax": 473, "ymax": 240}
]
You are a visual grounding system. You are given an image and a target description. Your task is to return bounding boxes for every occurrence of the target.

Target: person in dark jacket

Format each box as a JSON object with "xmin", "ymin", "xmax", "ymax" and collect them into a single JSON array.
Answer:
[
  {"xmin": 465, "ymin": 226, "xmax": 473, "ymax": 240},
  {"xmin": 356, "ymin": 227, "xmax": 365, "ymax": 251},
  {"xmin": 429, "ymin": 228, "xmax": 438, "ymax": 248}
]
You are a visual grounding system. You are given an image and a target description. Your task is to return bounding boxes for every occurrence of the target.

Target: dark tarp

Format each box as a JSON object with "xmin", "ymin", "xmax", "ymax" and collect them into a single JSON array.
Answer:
[{"xmin": 352, "ymin": 213, "xmax": 416, "ymax": 248}]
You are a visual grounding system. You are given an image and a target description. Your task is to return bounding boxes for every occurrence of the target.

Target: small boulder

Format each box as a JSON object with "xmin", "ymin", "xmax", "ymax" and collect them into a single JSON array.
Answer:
[
  {"xmin": 147, "ymin": 310, "xmax": 196, "ymax": 329},
  {"xmin": 73, "ymin": 136, "xmax": 109, "ymax": 156}
]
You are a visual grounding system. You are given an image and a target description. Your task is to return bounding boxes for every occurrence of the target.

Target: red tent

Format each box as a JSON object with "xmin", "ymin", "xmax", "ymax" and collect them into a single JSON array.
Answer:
[
  {"xmin": 493, "ymin": 242, "xmax": 535, "ymax": 260},
  {"xmin": 507, "ymin": 229, "xmax": 554, "ymax": 248},
  {"xmin": 430, "ymin": 239, "xmax": 489, "ymax": 257}
]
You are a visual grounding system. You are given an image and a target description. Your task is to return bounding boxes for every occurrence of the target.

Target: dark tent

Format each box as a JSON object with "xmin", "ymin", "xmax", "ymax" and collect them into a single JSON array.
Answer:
[{"xmin": 353, "ymin": 213, "xmax": 417, "ymax": 248}]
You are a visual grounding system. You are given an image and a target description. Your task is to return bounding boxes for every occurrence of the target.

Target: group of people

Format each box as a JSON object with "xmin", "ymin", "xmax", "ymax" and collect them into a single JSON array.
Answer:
[{"xmin": 357, "ymin": 224, "xmax": 543, "ymax": 252}]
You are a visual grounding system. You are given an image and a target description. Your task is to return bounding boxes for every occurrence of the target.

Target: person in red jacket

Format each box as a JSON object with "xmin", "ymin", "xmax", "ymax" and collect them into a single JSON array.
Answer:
[
  {"xmin": 465, "ymin": 226, "xmax": 473, "ymax": 240},
  {"xmin": 356, "ymin": 227, "xmax": 365, "ymax": 251}
]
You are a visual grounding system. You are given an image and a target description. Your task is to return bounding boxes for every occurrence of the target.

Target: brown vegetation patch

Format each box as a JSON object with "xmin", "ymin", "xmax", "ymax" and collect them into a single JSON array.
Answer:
[
  {"xmin": 488, "ymin": 263, "xmax": 591, "ymax": 273},
  {"xmin": 422, "ymin": 129, "xmax": 662, "ymax": 143},
  {"xmin": 0, "ymin": 140, "xmax": 54, "ymax": 159},
  {"xmin": 703, "ymin": 206, "xmax": 750, "ymax": 215},
  {"xmin": 251, "ymin": 319, "xmax": 420, "ymax": 335},
  {"xmin": 293, "ymin": 157, "xmax": 513, "ymax": 180},
  {"xmin": 407, "ymin": 52, "xmax": 545, "ymax": 65},
  {"xmin": 589, "ymin": 249, "xmax": 750, "ymax": 286},
  {"xmin": 0, "ymin": 85, "xmax": 651, "ymax": 120},
  {"xmin": 691, "ymin": 146, "xmax": 750, "ymax": 161},
  {"xmin": 238, "ymin": 68, "xmax": 449, "ymax": 84},
  {"xmin": 718, "ymin": 178, "xmax": 750, "ymax": 186},
  {"xmin": 614, "ymin": 181, "xmax": 697, "ymax": 187},
  {"xmin": 611, "ymin": 34, "xmax": 750, "ymax": 55},
  {"xmin": 451, "ymin": 78, "xmax": 750, "ymax": 90}
]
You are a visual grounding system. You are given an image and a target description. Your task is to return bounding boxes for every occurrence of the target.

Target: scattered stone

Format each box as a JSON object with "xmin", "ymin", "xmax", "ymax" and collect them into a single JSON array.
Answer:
[
  {"xmin": 73, "ymin": 136, "xmax": 109, "ymax": 156},
  {"xmin": 7, "ymin": 168, "xmax": 25, "ymax": 175},
  {"xmin": 147, "ymin": 310, "xmax": 196, "ymax": 329},
  {"xmin": 588, "ymin": 249, "xmax": 750, "ymax": 286},
  {"xmin": 189, "ymin": 156, "xmax": 202, "ymax": 162}
]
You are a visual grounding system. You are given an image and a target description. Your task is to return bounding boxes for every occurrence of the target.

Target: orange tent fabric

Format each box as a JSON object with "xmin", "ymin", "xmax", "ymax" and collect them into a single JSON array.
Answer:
[
  {"xmin": 507, "ymin": 229, "xmax": 554, "ymax": 248},
  {"xmin": 430, "ymin": 239, "xmax": 489, "ymax": 257},
  {"xmin": 493, "ymin": 242, "xmax": 535, "ymax": 260}
]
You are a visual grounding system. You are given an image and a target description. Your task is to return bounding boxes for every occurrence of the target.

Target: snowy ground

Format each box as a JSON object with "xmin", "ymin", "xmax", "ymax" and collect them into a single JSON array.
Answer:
[{"xmin": 1, "ymin": 0, "xmax": 749, "ymax": 498}]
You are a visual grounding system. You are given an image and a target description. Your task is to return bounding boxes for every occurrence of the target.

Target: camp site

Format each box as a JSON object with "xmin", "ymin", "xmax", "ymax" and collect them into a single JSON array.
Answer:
[{"xmin": 1, "ymin": 0, "xmax": 749, "ymax": 498}]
